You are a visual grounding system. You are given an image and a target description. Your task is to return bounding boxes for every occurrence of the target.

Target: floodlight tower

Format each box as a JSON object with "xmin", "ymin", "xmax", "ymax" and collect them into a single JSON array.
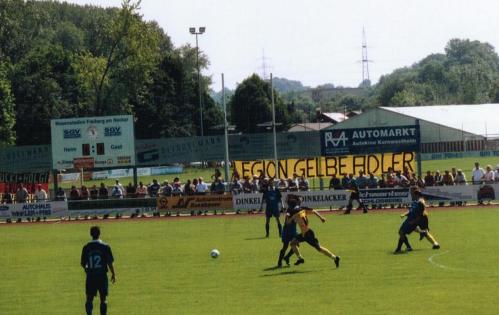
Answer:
[
  {"xmin": 361, "ymin": 27, "xmax": 372, "ymax": 86},
  {"xmin": 189, "ymin": 26, "xmax": 206, "ymax": 137}
]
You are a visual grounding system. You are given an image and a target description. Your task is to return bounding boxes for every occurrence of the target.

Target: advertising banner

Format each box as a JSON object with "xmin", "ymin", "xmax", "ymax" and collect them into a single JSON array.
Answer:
[
  {"xmin": 0, "ymin": 201, "xmax": 69, "ymax": 219},
  {"xmin": 421, "ymin": 184, "xmax": 499, "ymax": 202},
  {"xmin": 51, "ymin": 115, "xmax": 135, "ymax": 169},
  {"xmin": 359, "ymin": 188, "xmax": 411, "ymax": 204},
  {"xmin": 321, "ymin": 125, "xmax": 420, "ymax": 156},
  {"xmin": 0, "ymin": 145, "xmax": 52, "ymax": 173},
  {"xmin": 233, "ymin": 153, "xmax": 415, "ymax": 179},
  {"xmin": 157, "ymin": 195, "xmax": 233, "ymax": 211}
]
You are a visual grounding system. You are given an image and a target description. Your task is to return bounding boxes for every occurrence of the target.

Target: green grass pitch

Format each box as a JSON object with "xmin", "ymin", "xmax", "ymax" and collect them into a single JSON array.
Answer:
[{"xmin": 1, "ymin": 207, "xmax": 499, "ymax": 314}]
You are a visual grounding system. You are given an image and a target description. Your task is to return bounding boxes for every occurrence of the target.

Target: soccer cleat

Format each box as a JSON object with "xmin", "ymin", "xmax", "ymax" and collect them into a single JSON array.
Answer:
[
  {"xmin": 432, "ymin": 244, "xmax": 440, "ymax": 250},
  {"xmin": 393, "ymin": 249, "xmax": 402, "ymax": 254},
  {"xmin": 277, "ymin": 262, "xmax": 282, "ymax": 268},
  {"xmin": 294, "ymin": 258, "xmax": 305, "ymax": 265},
  {"xmin": 334, "ymin": 256, "xmax": 341, "ymax": 268},
  {"xmin": 406, "ymin": 247, "xmax": 413, "ymax": 252},
  {"xmin": 343, "ymin": 210, "xmax": 351, "ymax": 215}
]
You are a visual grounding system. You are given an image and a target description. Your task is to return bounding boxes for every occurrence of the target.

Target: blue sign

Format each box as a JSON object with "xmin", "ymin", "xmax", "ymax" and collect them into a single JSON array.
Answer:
[{"xmin": 321, "ymin": 125, "xmax": 420, "ymax": 156}]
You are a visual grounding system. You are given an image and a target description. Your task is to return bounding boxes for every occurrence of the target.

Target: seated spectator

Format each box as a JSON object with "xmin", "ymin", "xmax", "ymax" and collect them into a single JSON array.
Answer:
[
  {"xmin": 424, "ymin": 171, "xmax": 435, "ymax": 187},
  {"xmin": 16, "ymin": 184, "xmax": 29, "ymax": 203},
  {"xmin": 378, "ymin": 174, "xmax": 386, "ymax": 188},
  {"xmin": 183, "ymin": 179, "xmax": 195, "ymax": 195},
  {"xmin": 230, "ymin": 178, "xmax": 243, "ymax": 195},
  {"xmin": 385, "ymin": 174, "xmax": 396, "ymax": 187},
  {"xmin": 416, "ymin": 175, "xmax": 425, "ymax": 188},
  {"xmin": 329, "ymin": 174, "xmax": 342, "ymax": 190},
  {"xmin": 451, "ymin": 167, "xmax": 458, "ymax": 179},
  {"xmin": 298, "ymin": 175, "xmax": 309, "ymax": 191},
  {"xmin": 196, "ymin": 177, "xmax": 209, "ymax": 194},
  {"xmin": 69, "ymin": 185, "xmax": 81, "ymax": 200},
  {"xmin": 80, "ymin": 185, "xmax": 90, "ymax": 200},
  {"xmin": 277, "ymin": 178, "xmax": 288, "ymax": 192},
  {"xmin": 442, "ymin": 170, "xmax": 454, "ymax": 185},
  {"xmin": 160, "ymin": 180, "xmax": 173, "ymax": 196},
  {"xmin": 483, "ymin": 165, "xmax": 495, "ymax": 184},
  {"xmin": 287, "ymin": 178, "xmax": 298, "ymax": 191},
  {"xmin": 356, "ymin": 170, "xmax": 368, "ymax": 189},
  {"xmin": 90, "ymin": 185, "xmax": 99, "ymax": 200},
  {"xmin": 148, "ymin": 179, "xmax": 161, "ymax": 197},
  {"xmin": 98, "ymin": 183, "xmax": 109, "ymax": 199},
  {"xmin": 126, "ymin": 183, "xmax": 136, "ymax": 197},
  {"xmin": 55, "ymin": 187, "xmax": 67, "ymax": 201},
  {"xmin": 367, "ymin": 173, "xmax": 378, "ymax": 189},
  {"xmin": 409, "ymin": 173, "xmax": 418, "ymax": 187},
  {"xmin": 394, "ymin": 171, "xmax": 409, "ymax": 187},
  {"xmin": 34, "ymin": 184, "xmax": 48, "ymax": 202},
  {"xmin": 135, "ymin": 182, "xmax": 147, "ymax": 198},
  {"xmin": 434, "ymin": 170, "xmax": 443, "ymax": 186},
  {"xmin": 2, "ymin": 192, "xmax": 13, "ymax": 204},
  {"xmin": 341, "ymin": 174, "xmax": 351, "ymax": 189},
  {"xmin": 212, "ymin": 177, "xmax": 226, "ymax": 194},
  {"xmin": 240, "ymin": 177, "xmax": 251, "ymax": 193},
  {"xmin": 111, "ymin": 184, "xmax": 124, "ymax": 198},
  {"xmin": 454, "ymin": 169, "xmax": 467, "ymax": 185}
]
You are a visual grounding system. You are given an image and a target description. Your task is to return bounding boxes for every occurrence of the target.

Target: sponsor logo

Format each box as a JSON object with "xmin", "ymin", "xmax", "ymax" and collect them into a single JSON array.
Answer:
[
  {"xmin": 0, "ymin": 206, "xmax": 9, "ymax": 211},
  {"xmin": 105, "ymin": 127, "xmax": 122, "ymax": 137},
  {"xmin": 324, "ymin": 131, "xmax": 348, "ymax": 147},
  {"xmin": 107, "ymin": 159, "xmax": 113, "ymax": 165},
  {"xmin": 63, "ymin": 129, "xmax": 81, "ymax": 139},
  {"xmin": 117, "ymin": 156, "xmax": 131, "ymax": 164},
  {"xmin": 110, "ymin": 144, "xmax": 123, "ymax": 150},
  {"xmin": 64, "ymin": 147, "xmax": 77, "ymax": 152}
]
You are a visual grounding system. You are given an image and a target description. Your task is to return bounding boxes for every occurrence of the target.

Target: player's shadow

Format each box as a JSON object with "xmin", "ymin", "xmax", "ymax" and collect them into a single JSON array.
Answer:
[
  {"xmin": 244, "ymin": 236, "xmax": 268, "ymax": 241},
  {"xmin": 261, "ymin": 269, "xmax": 315, "ymax": 277}
]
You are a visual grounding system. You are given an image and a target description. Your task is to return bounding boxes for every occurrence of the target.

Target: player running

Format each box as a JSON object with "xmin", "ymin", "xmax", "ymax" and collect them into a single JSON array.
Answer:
[
  {"xmin": 81, "ymin": 226, "xmax": 116, "ymax": 315},
  {"xmin": 289, "ymin": 200, "xmax": 340, "ymax": 268},
  {"xmin": 277, "ymin": 194, "xmax": 300, "ymax": 268},
  {"xmin": 417, "ymin": 201, "xmax": 441, "ymax": 249},
  {"xmin": 259, "ymin": 178, "xmax": 283, "ymax": 238},
  {"xmin": 344, "ymin": 178, "xmax": 368, "ymax": 214}
]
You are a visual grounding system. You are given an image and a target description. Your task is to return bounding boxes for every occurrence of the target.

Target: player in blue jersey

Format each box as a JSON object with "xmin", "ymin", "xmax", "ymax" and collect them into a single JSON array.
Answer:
[
  {"xmin": 259, "ymin": 178, "xmax": 283, "ymax": 238},
  {"xmin": 81, "ymin": 226, "xmax": 116, "ymax": 315},
  {"xmin": 394, "ymin": 187, "xmax": 425, "ymax": 253},
  {"xmin": 277, "ymin": 194, "xmax": 300, "ymax": 267}
]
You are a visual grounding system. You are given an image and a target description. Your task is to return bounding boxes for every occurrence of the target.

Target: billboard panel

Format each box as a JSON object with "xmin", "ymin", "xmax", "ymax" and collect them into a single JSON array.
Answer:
[{"xmin": 51, "ymin": 115, "xmax": 135, "ymax": 169}]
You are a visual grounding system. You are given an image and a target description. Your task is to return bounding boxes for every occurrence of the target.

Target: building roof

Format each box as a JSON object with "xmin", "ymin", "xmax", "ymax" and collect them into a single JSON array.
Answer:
[
  {"xmin": 288, "ymin": 122, "xmax": 333, "ymax": 132},
  {"xmin": 321, "ymin": 112, "xmax": 347, "ymax": 123},
  {"xmin": 381, "ymin": 104, "xmax": 499, "ymax": 138}
]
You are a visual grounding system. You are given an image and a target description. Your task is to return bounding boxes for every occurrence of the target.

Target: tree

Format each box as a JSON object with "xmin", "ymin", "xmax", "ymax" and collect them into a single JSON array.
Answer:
[
  {"xmin": 229, "ymin": 74, "xmax": 290, "ymax": 133},
  {"xmin": 0, "ymin": 61, "xmax": 16, "ymax": 147}
]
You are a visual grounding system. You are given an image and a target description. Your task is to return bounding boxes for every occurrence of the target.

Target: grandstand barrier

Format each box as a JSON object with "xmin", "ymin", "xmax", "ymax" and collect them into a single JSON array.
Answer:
[
  {"xmin": 157, "ymin": 194, "xmax": 233, "ymax": 213},
  {"xmin": 67, "ymin": 198, "xmax": 156, "ymax": 217}
]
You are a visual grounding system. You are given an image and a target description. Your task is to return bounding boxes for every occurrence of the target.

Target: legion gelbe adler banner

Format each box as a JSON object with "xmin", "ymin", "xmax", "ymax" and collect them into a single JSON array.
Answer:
[{"xmin": 51, "ymin": 115, "xmax": 135, "ymax": 170}]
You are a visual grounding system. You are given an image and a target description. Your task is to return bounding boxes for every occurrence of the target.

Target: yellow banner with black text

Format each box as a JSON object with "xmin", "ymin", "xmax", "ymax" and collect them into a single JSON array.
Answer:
[{"xmin": 234, "ymin": 152, "xmax": 415, "ymax": 178}]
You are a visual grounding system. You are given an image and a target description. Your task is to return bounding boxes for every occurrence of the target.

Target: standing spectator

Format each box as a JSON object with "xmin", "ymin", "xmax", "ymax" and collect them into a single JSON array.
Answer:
[
  {"xmin": 394, "ymin": 171, "xmax": 409, "ymax": 187},
  {"xmin": 16, "ymin": 183, "xmax": 29, "ymax": 203},
  {"xmin": 98, "ymin": 183, "xmax": 109, "ymax": 199},
  {"xmin": 356, "ymin": 170, "xmax": 368, "ymax": 189},
  {"xmin": 148, "ymin": 179, "xmax": 161, "ymax": 197},
  {"xmin": 90, "ymin": 185, "xmax": 99, "ymax": 200},
  {"xmin": 126, "ymin": 183, "xmax": 136, "ymax": 198},
  {"xmin": 451, "ymin": 167, "xmax": 458, "ymax": 179},
  {"xmin": 172, "ymin": 179, "xmax": 183, "ymax": 196},
  {"xmin": 329, "ymin": 174, "xmax": 342, "ymax": 190},
  {"xmin": 211, "ymin": 169, "xmax": 222, "ymax": 181},
  {"xmin": 367, "ymin": 173, "xmax": 378, "ymax": 189},
  {"xmin": 242, "ymin": 177, "xmax": 253, "ymax": 194},
  {"xmin": 69, "ymin": 185, "xmax": 81, "ymax": 201},
  {"xmin": 409, "ymin": 174, "xmax": 418, "ymax": 187},
  {"xmin": 2, "ymin": 192, "xmax": 13, "ymax": 204},
  {"xmin": 115, "ymin": 180, "xmax": 125, "ymax": 197},
  {"xmin": 495, "ymin": 165, "xmax": 499, "ymax": 182},
  {"xmin": 483, "ymin": 165, "xmax": 495, "ymax": 184},
  {"xmin": 385, "ymin": 174, "xmax": 396, "ymax": 187},
  {"xmin": 80, "ymin": 185, "xmax": 90, "ymax": 200},
  {"xmin": 442, "ymin": 170, "xmax": 454, "ymax": 186},
  {"xmin": 378, "ymin": 174, "xmax": 386, "ymax": 188},
  {"xmin": 298, "ymin": 175, "xmax": 309, "ymax": 191},
  {"xmin": 277, "ymin": 178, "xmax": 288, "ymax": 192},
  {"xmin": 135, "ymin": 182, "xmax": 147, "ymax": 198},
  {"xmin": 212, "ymin": 177, "xmax": 226, "ymax": 194},
  {"xmin": 160, "ymin": 180, "xmax": 173, "ymax": 196},
  {"xmin": 251, "ymin": 175, "xmax": 259, "ymax": 193},
  {"xmin": 196, "ymin": 177, "xmax": 209, "ymax": 194},
  {"xmin": 287, "ymin": 178, "xmax": 298, "ymax": 191},
  {"xmin": 454, "ymin": 169, "xmax": 467, "ymax": 185},
  {"xmin": 341, "ymin": 174, "xmax": 352, "ymax": 189},
  {"xmin": 424, "ymin": 171, "xmax": 435, "ymax": 187},
  {"xmin": 55, "ymin": 187, "xmax": 67, "ymax": 201},
  {"xmin": 416, "ymin": 175, "xmax": 425, "ymax": 188},
  {"xmin": 231, "ymin": 169, "xmax": 240, "ymax": 182},
  {"xmin": 472, "ymin": 162, "xmax": 485, "ymax": 184},
  {"xmin": 230, "ymin": 178, "xmax": 243, "ymax": 195},
  {"xmin": 34, "ymin": 184, "xmax": 48, "ymax": 202}
]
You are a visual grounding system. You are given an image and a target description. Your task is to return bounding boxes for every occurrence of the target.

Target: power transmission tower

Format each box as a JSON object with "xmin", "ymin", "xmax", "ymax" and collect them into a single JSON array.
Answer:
[
  {"xmin": 259, "ymin": 49, "xmax": 271, "ymax": 80},
  {"xmin": 361, "ymin": 27, "xmax": 373, "ymax": 86}
]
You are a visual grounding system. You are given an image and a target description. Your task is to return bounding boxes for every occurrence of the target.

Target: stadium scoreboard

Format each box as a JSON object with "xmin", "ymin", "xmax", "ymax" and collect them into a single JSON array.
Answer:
[{"xmin": 50, "ymin": 115, "xmax": 135, "ymax": 170}]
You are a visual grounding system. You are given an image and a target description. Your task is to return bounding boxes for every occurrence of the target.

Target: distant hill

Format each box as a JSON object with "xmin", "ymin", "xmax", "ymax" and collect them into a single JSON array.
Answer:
[{"xmin": 272, "ymin": 77, "xmax": 308, "ymax": 93}]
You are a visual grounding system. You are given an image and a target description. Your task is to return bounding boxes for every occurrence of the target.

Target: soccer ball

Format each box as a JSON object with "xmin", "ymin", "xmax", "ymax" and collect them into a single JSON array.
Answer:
[{"xmin": 210, "ymin": 249, "xmax": 220, "ymax": 258}]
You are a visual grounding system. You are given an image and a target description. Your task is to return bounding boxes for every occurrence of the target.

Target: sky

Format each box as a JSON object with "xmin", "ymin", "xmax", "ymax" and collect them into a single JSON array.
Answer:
[{"xmin": 63, "ymin": 0, "xmax": 499, "ymax": 90}]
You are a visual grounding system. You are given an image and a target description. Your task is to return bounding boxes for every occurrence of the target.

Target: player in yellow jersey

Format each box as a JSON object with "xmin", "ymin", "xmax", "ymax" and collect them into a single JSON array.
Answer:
[{"xmin": 289, "ymin": 199, "xmax": 340, "ymax": 268}]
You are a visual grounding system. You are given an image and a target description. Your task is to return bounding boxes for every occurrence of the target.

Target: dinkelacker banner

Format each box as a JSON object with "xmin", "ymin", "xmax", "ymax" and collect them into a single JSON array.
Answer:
[
  {"xmin": 321, "ymin": 125, "xmax": 420, "ymax": 156},
  {"xmin": 233, "ymin": 153, "xmax": 415, "ymax": 179}
]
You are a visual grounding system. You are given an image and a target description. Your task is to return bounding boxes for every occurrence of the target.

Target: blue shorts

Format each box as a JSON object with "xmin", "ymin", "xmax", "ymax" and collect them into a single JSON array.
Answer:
[
  {"xmin": 266, "ymin": 207, "xmax": 280, "ymax": 218},
  {"xmin": 281, "ymin": 225, "xmax": 297, "ymax": 243},
  {"xmin": 86, "ymin": 274, "xmax": 108, "ymax": 297},
  {"xmin": 399, "ymin": 219, "xmax": 417, "ymax": 235}
]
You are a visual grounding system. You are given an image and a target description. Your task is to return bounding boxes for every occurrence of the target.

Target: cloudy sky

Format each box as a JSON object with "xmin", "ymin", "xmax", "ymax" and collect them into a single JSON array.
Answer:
[{"xmin": 64, "ymin": 0, "xmax": 499, "ymax": 90}]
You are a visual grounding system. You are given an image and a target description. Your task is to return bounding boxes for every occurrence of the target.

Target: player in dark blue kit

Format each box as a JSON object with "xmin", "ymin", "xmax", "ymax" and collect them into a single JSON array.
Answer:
[
  {"xmin": 259, "ymin": 178, "xmax": 284, "ymax": 238},
  {"xmin": 81, "ymin": 226, "xmax": 116, "ymax": 315},
  {"xmin": 277, "ymin": 194, "xmax": 300, "ymax": 267},
  {"xmin": 394, "ymin": 187, "xmax": 425, "ymax": 253}
]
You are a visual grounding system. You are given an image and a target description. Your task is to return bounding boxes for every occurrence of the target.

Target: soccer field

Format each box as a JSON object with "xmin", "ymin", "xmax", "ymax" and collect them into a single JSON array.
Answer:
[{"xmin": 1, "ymin": 208, "xmax": 499, "ymax": 315}]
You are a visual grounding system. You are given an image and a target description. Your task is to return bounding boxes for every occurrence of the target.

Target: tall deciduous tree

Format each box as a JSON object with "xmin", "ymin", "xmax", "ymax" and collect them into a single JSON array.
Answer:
[{"xmin": 0, "ymin": 61, "xmax": 16, "ymax": 147}]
